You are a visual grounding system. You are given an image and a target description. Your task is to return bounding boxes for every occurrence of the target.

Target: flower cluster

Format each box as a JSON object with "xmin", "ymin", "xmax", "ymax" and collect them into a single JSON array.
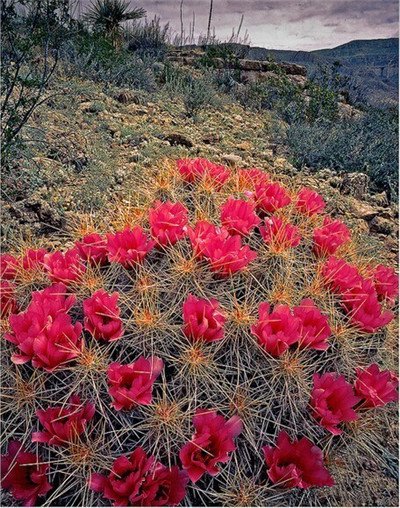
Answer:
[
  {"xmin": 89, "ymin": 447, "xmax": 188, "ymax": 506},
  {"xmin": 1, "ymin": 157, "xmax": 398, "ymax": 506},
  {"xmin": 322, "ymin": 257, "xmax": 397, "ymax": 332},
  {"xmin": 5, "ymin": 283, "xmax": 82, "ymax": 371},
  {"xmin": 310, "ymin": 365, "xmax": 398, "ymax": 434},
  {"xmin": 251, "ymin": 299, "xmax": 331, "ymax": 356}
]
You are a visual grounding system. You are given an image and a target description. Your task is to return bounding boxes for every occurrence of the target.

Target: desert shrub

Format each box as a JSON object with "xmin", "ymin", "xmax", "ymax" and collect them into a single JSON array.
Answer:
[
  {"xmin": 284, "ymin": 107, "xmax": 399, "ymax": 198},
  {"xmin": 1, "ymin": 157, "xmax": 398, "ymax": 507},
  {"xmin": 126, "ymin": 16, "xmax": 170, "ymax": 58},
  {"xmin": 180, "ymin": 74, "xmax": 219, "ymax": 118},
  {"xmin": 1, "ymin": 0, "xmax": 71, "ymax": 162},
  {"xmin": 60, "ymin": 29, "xmax": 157, "ymax": 91}
]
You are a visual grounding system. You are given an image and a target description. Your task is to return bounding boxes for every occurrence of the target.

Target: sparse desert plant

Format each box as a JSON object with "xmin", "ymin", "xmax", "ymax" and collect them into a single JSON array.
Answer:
[{"xmin": 0, "ymin": 157, "xmax": 398, "ymax": 506}]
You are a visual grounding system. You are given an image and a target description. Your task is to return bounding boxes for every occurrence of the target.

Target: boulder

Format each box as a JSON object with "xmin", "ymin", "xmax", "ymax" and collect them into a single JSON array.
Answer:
[{"xmin": 340, "ymin": 172, "xmax": 370, "ymax": 200}]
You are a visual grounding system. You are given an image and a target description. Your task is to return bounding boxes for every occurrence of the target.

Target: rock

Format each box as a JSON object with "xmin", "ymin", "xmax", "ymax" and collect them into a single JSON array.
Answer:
[
  {"xmin": 202, "ymin": 133, "xmax": 221, "ymax": 145},
  {"xmin": 221, "ymin": 154, "xmax": 243, "ymax": 167},
  {"xmin": 165, "ymin": 132, "xmax": 194, "ymax": 148},
  {"xmin": 236, "ymin": 141, "xmax": 252, "ymax": 151},
  {"xmin": 369, "ymin": 216, "xmax": 396, "ymax": 235},
  {"xmin": 385, "ymin": 236, "xmax": 398, "ymax": 253},
  {"xmin": 329, "ymin": 176, "xmax": 342, "ymax": 188},
  {"xmin": 113, "ymin": 91, "xmax": 140, "ymax": 105},
  {"xmin": 340, "ymin": 172, "xmax": 370, "ymax": 200},
  {"xmin": 9, "ymin": 197, "xmax": 64, "ymax": 233},
  {"xmin": 351, "ymin": 202, "xmax": 378, "ymax": 221},
  {"xmin": 369, "ymin": 191, "xmax": 389, "ymax": 208}
]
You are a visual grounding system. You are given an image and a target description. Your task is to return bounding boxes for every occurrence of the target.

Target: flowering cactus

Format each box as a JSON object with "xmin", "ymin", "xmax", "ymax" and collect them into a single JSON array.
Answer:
[{"xmin": 1, "ymin": 157, "xmax": 398, "ymax": 507}]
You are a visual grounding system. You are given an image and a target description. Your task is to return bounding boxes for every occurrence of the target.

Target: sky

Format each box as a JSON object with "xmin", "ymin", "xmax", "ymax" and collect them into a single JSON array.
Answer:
[{"xmin": 108, "ymin": 0, "xmax": 399, "ymax": 51}]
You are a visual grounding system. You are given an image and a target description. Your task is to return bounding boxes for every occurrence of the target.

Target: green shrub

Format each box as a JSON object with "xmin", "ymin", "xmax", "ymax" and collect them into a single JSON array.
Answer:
[{"xmin": 284, "ymin": 107, "xmax": 398, "ymax": 198}]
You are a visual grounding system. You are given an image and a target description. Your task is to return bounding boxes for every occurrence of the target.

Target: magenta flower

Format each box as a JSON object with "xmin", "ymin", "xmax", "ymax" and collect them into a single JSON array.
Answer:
[
  {"xmin": 75, "ymin": 233, "xmax": 108, "ymax": 266},
  {"xmin": 149, "ymin": 200, "xmax": 189, "ymax": 247},
  {"xmin": 107, "ymin": 356, "xmax": 163, "ymax": 411},
  {"xmin": 370, "ymin": 264, "xmax": 399, "ymax": 306},
  {"xmin": 32, "ymin": 395, "xmax": 95, "ymax": 446},
  {"xmin": 310, "ymin": 372, "xmax": 361, "ymax": 435},
  {"xmin": 220, "ymin": 197, "xmax": 260, "ymax": 236},
  {"xmin": 43, "ymin": 248, "xmax": 86, "ymax": 286},
  {"xmin": 260, "ymin": 216, "xmax": 301, "ymax": 251},
  {"xmin": 251, "ymin": 302, "xmax": 300, "ymax": 356},
  {"xmin": 263, "ymin": 430, "xmax": 334, "ymax": 488},
  {"xmin": 83, "ymin": 289, "xmax": 123, "ymax": 342},
  {"xmin": 201, "ymin": 231, "xmax": 258, "ymax": 278},
  {"xmin": 183, "ymin": 294, "xmax": 226, "ymax": 342},
  {"xmin": 89, "ymin": 446, "xmax": 188, "ymax": 506},
  {"xmin": 5, "ymin": 283, "xmax": 82, "ymax": 371},
  {"xmin": 295, "ymin": 187, "xmax": 326, "ymax": 216},
  {"xmin": 179, "ymin": 409, "xmax": 243, "ymax": 483},
  {"xmin": 106, "ymin": 227, "xmax": 155, "ymax": 269},
  {"xmin": 1, "ymin": 440, "xmax": 52, "ymax": 506},
  {"xmin": 354, "ymin": 364, "xmax": 399, "ymax": 408},
  {"xmin": 313, "ymin": 217, "xmax": 351, "ymax": 257},
  {"xmin": 254, "ymin": 181, "xmax": 291, "ymax": 214},
  {"xmin": 341, "ymin": 278, "xmax": 394, "ymax": 333},
  {"xmin": 294, "ymin": 298, "xmax": 331, "ymax": 351}
]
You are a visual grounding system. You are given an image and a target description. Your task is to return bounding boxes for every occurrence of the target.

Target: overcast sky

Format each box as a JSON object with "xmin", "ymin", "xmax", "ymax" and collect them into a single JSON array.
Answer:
[{"xmin": 80, "ymin": 0, "xmax": 398, "ymax": 50}]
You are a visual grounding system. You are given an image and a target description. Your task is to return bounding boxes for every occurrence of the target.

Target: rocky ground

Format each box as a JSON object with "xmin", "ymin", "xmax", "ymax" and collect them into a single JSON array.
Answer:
[{"xmin": 1, "ymin": 74, "xmax": 398, "ymax": 267}]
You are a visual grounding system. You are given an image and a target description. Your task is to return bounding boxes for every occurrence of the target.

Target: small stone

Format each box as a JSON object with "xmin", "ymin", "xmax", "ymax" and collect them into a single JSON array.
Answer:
[
  {"xmin": 221, "ymin": 154, "xmax": 243, "ymax": 167},
  {"xmin": 165, "ymin": 132, "xmax": 194, "ymax": 148},
  {"xmin": 202, "ymin": 133, "xmax": 221, "ymax": 145}
]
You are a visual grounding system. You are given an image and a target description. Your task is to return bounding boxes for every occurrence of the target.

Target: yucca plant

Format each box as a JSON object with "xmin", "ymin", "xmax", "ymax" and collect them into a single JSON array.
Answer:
[{"xmin": 84, "ymin": 0, "xmax": 145, "ymax": 48}]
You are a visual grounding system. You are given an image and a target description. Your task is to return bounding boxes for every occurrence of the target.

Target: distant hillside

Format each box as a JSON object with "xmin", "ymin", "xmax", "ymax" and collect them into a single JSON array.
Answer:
[{"xmin": 251, "ymin": 38, "xmax": 399, "ymax": 106}]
